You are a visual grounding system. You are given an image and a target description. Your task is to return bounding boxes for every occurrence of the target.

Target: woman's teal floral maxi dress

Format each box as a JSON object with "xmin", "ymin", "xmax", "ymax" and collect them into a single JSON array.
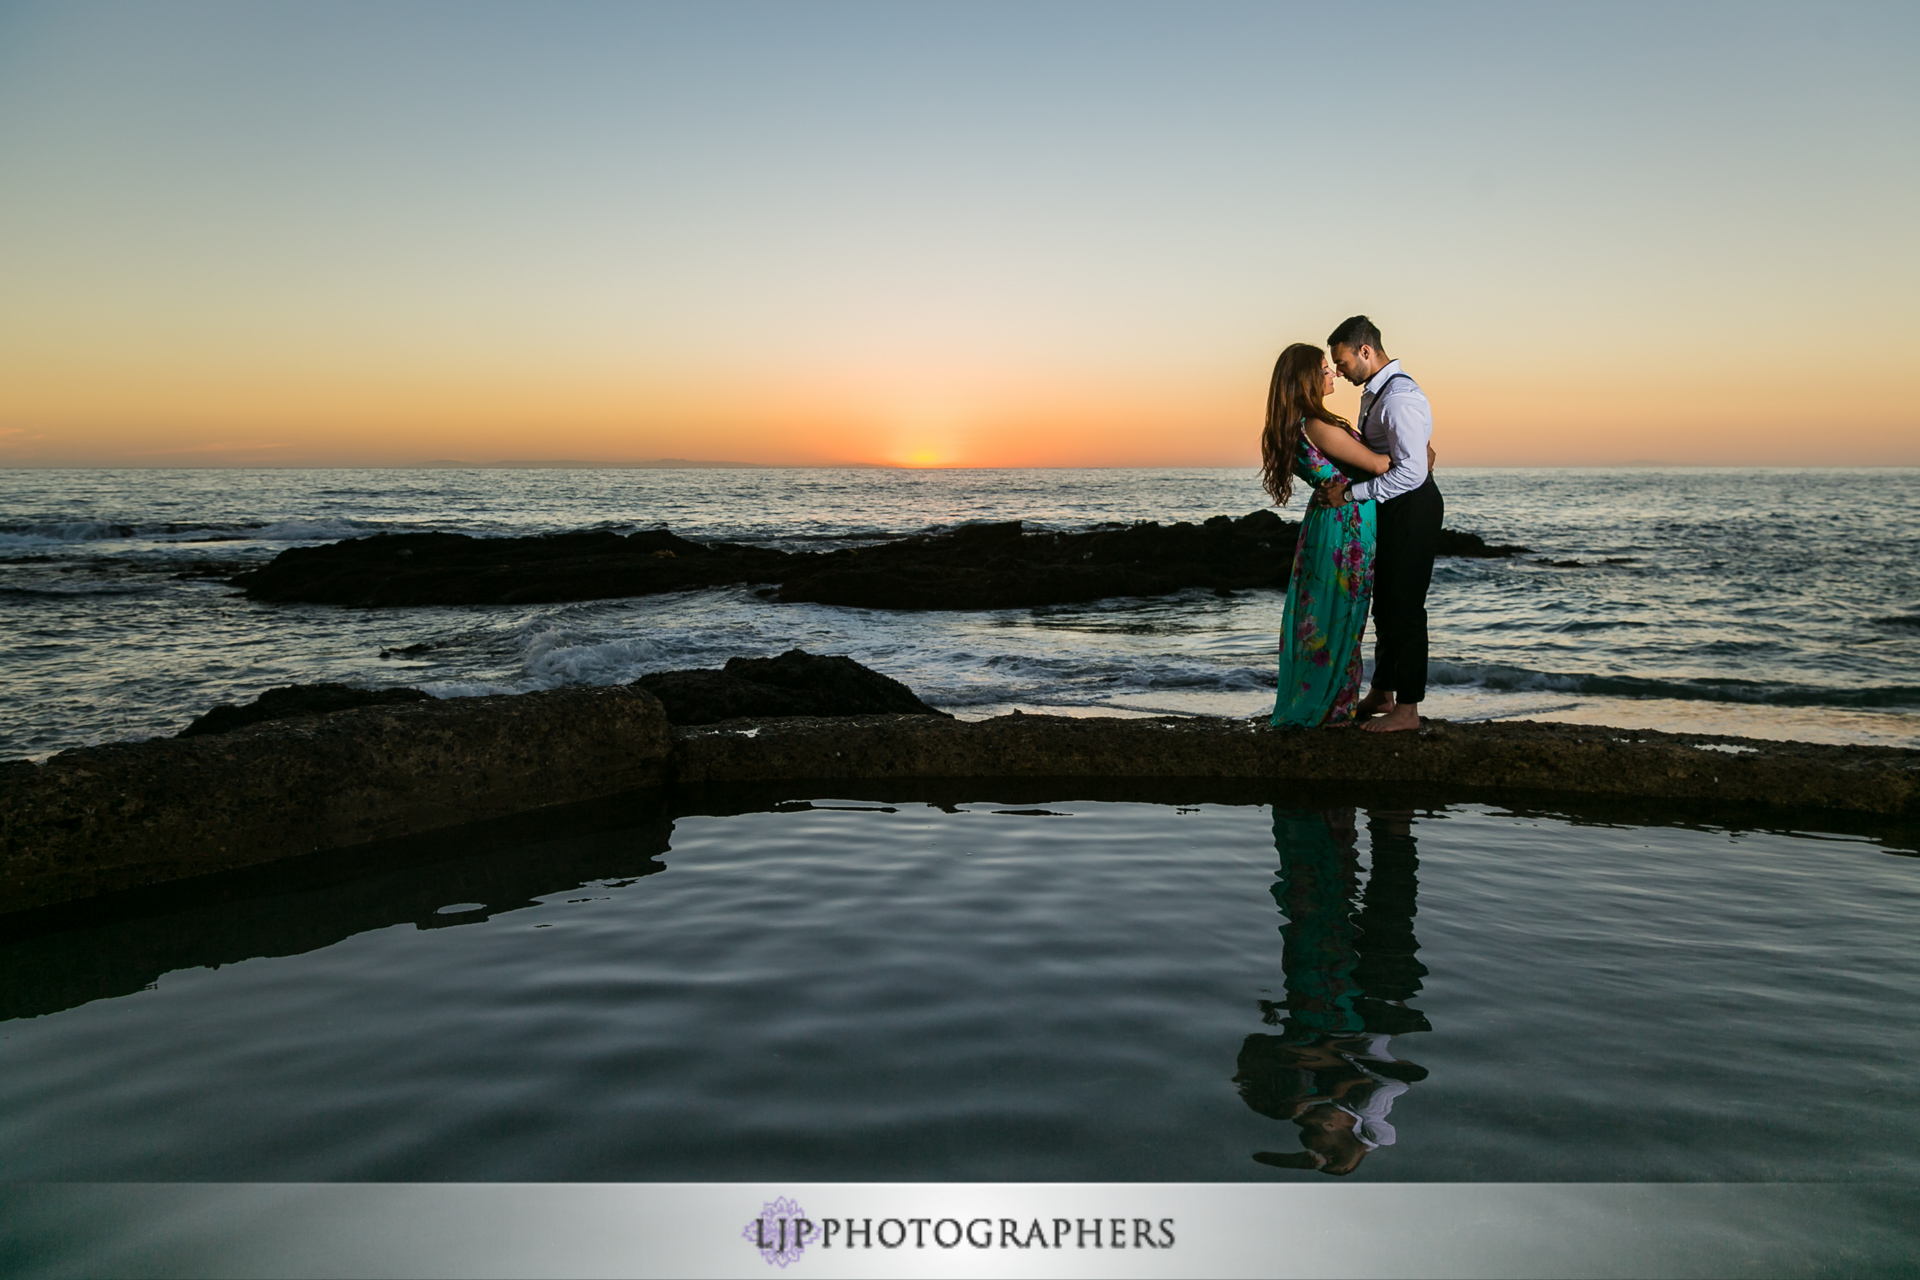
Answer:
[{"xmin": 1272, "ymin": 428, "xmax": 1376, "ymax": 727}]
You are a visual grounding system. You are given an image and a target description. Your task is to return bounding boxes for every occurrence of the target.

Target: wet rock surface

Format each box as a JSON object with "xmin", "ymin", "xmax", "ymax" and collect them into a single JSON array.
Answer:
[
  {"xmin": 233, "ymin": 527, "xmax": 787, "ymax": 608},
  {"xmin": 231, "ymin": 511, "xmax": 1527, "ymax": 610},
  {"xmin": 673, "ymin": 714, "xmax": 1920, "ymax": 818},
  {"xmin": 179, "ymin": 683, "xmax": 433, "ymax": 737},
  {"xmin": 1, "ymin": 686, "xmax": 671, "ymax": 914},
  {"xmin": 3, "ymin": 693, "xmax": 1915, "ymax": 914},
  {"xmin": 633, "ymin": 649, "xmax": 949, "ymax": 725}
]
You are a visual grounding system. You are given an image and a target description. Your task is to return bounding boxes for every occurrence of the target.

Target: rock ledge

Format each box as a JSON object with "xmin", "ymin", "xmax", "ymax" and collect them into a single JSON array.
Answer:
[
  {"xmin": 1, "ymin": 686, "xmax": 670, "ymax": 914},
  {"xmin": 674, "ymin": 713, "xmax": 1920, "ymax": 816},
  {"xmin": 5, "ymin": 702, "xmax": 1913, "ymax": 916}
]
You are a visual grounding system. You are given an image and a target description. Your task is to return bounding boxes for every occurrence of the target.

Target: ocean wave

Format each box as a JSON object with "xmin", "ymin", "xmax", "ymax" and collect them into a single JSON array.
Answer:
[
  {"xmin": 1554, "ymin": 619, "xmax": 1651, "ymax": 633},
  {"xmin": 519, "ymin": 625, "xmax": 672, "ymax": 686},
  {"xmin": 752, "ymin": 528, "xmax": 905, "ymax": 544},
  {"xmin": 245, "ymin": 518, "xmax": 375, "ymax": 543},
  {"xmin": 0, "ymin": 516, "xmax": 375, "ymax": 548},
  {"xmin": 0, "ymin": 582, "xmax": 161, "ymax": 599},
  {"xmin": 1429, "ymin": 661, "xmax": 1920, "ymax": 709},
  {"xmin": 911, "ymin": 651, "xmax": 1275, "ymax": 706},
  {"xmin": 0, "ymin": 521, "xmax": 143, "ymax": 547},
  {"xmin": 1141, "ymin": 666, "xmax": 1274, "ymax": 691}
]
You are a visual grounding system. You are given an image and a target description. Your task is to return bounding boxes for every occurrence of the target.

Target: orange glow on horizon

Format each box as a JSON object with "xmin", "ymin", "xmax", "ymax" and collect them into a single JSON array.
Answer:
[
  {"xmin": 2, "ymin": 286, "xmax": 1916, "ymax": 469},
  {"xmin": 3, "ymin": 351, "xmax": 1916, "ymax": 469}
]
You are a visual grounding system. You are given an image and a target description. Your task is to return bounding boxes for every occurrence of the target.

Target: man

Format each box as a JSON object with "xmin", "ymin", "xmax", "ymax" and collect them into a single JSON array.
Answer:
[{"xmin": 1316, "ymin": 316, "xmax": 1442, "ymax": 733}]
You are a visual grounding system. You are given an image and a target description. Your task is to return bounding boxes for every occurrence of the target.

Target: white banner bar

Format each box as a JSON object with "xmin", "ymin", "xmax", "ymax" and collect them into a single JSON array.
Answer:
[{"xmin": 4, "ymin": 1183, "xmax": 1912, "ymax": 1279}]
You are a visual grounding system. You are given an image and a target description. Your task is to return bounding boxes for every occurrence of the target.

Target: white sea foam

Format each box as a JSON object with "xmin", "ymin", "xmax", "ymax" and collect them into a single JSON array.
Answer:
[
  {"xmin": 518, "ymin": 624, "xmax": 669, "ymax": 687},
  {"xmin": 4, "ymin": 466, "xmax": 1918, "ymax": 756},
  {"xmin": 1428, "ymin": 660, "xmax": 1920, "ymax": 709},
  {"xmin": 0, "ymin": 522, "xmax": 137, "ymax": 548}
]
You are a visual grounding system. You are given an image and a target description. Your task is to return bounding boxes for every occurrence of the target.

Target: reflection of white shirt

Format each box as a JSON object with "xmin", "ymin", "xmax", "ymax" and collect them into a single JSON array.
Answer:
[
  {"xmin": 1344, "ymin": 1033, "xmax": 1397, "ymax": 1062},
  {"xmin": 1332, "ymin": 1037, "xmax": 1411, "ymax": 1149},
  {"xmin": 1349, "ymin": 359, "xmax": 1433, "ymax": 505},
  {"xmin": 1335, "ymin": 1077, "xmax": 1408, "ymax": 1149}
]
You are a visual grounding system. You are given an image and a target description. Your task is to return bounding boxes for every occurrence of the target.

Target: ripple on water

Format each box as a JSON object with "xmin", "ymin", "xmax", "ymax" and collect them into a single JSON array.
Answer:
[{"xmin": 0, "ymin": 799, "xmax": 1914, "ymax": 1183}]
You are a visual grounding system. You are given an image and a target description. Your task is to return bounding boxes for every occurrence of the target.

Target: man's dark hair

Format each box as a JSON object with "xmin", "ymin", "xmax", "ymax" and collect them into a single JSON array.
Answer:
[{"xmin": 1327, "ymin": 315, "xmax": 1385, "ymax": 354}]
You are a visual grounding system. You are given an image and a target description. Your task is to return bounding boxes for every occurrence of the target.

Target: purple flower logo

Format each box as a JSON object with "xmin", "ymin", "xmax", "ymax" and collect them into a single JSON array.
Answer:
[{"xmin": 743, "ymin": 1197, "xmax": 813, "ymax": 1268}]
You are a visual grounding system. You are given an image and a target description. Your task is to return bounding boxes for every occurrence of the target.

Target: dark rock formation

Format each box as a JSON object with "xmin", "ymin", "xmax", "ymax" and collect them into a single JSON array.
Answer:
[
  {"xmin": 1435, "ymin": 528, "xmax": 1525, "ymax": 558},
  {"xmin": 179, "ymin": 683, "xmax": 433, "ymax": 737},
  {"xmin": 777, "ymin": 517, "xmax": 1526, "ymax": 611},
  {"xmin": 1, "ymin": 686, "xmax": 671, "ymax": 914},
  {"xmin": 671, "ymin": 713, "xmax": 1920, "ymax": 819},
  {"xmin": 773, "ymin": 515, "xmax": 1266, "ymax": 610},
  {"xmin": 231, "ymin": 511, "xmax": 1529, "ymax": 611},
  {"xmin": 233, "ymin": 527, "xmax": 792, "ymax": 608},
  {"xmin": 4, "ymin": 690, "xmax": 1917, "ymax": 915},
  {"xmin": 633, "ymin": 649, "xmax": 949, "ymax": 725}
]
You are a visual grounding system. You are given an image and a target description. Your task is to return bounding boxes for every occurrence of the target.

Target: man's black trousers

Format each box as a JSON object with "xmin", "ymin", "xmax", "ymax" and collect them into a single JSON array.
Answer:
[{"xmin": 1372, "ymin": 477, "xmax": 1444, "ymax": 704}]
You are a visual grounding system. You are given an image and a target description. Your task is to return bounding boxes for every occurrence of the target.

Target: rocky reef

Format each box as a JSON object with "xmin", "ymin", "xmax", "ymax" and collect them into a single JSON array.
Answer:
[
  {"xmin": 168, "ymin": 649, "xmax": 946, "ymax": 740},
  {"xmin": 1, "ymin": 686, "xmax": 670, "ymax": 914},
  {"xmin": 7, "ymin": 707, "xmax": 1917, "ymax": 917},
  {"xmin": 633, "ymin": 649, "xmax": 949, "ymax": 725},
  {"xmin": 7, "ymin": 652, "xmax": 1914, "ymax": 916},
  {"xmin": 230, "ymin": 511, "xmax": 1527, "ymax": 610},
  {"xmin": 179, "ymin": 682, "xmax": 432, "ymax": 737},
  {"xmin": 671, "ymin": 713, "xmax": 1919, "ymax": 817}
]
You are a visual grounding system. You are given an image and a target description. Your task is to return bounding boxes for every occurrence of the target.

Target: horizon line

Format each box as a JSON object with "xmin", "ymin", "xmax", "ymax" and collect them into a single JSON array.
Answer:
[{"xmin": 5, "ymin": 462, "xmax": 1920, "ymax": 473}]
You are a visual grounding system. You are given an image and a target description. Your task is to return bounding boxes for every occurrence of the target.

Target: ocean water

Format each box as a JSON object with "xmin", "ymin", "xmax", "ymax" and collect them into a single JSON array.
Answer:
[
  {"xmin": 2, "ymin": 466, "xmax": 1917, "ymax": 759},
  {"xmin": 2, "ymin": 793, "xmax": 1916, "ymax": 1184}
]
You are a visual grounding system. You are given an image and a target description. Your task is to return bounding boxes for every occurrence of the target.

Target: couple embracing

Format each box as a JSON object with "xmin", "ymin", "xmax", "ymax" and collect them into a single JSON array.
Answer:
[{"xmin": 1263, "ymin": 315, "xmax": 1442, "ymax": 733}]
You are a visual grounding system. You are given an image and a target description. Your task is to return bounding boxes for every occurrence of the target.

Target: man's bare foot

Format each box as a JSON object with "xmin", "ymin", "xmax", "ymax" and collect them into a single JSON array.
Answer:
[
  {"xmin": 1355, "ymin": 689, "xmax": 1395, "ymax": 720},
  {"xmin": 1361, "ymin": 702, "xmax": 1421, "ymax": 733}
]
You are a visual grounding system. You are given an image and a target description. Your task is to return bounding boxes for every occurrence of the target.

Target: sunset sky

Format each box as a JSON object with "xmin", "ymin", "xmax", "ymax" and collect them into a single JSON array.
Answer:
[{"xmin": 1, "ymin": 1, "xmax": 1914, "ymax": 468}]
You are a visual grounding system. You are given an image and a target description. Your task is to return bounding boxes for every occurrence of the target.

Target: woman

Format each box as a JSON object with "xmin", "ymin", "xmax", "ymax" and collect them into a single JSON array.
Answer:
[{"xmin": 1261, "ymin": 343, "xmax": 1391, "ymax": 727}]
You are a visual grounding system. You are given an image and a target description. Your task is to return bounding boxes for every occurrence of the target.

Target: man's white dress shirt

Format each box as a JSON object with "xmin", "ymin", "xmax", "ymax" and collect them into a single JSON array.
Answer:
[{"xmin": 1348, "ymin": 359, "xmax": 1433, "ymax": 504}]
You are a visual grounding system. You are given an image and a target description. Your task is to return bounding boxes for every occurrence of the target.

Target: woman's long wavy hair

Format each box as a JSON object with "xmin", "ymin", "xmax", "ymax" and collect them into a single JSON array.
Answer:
[{"xmin": 1260, "ymin": 342, "xmax": 1350, "ymax": 507}]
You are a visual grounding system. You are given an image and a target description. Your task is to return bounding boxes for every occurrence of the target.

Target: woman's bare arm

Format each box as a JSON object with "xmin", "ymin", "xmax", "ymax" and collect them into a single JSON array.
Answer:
[{"xmin": 1303, "ymin": 420, "xmax": 1390, "ymax": 476}]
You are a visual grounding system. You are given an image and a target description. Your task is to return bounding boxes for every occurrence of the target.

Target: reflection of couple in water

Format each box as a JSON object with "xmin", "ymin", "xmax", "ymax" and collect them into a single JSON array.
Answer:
[{"xmin": 1235, "ymin": 807, "xmax": 1430, "ymax": 1175}]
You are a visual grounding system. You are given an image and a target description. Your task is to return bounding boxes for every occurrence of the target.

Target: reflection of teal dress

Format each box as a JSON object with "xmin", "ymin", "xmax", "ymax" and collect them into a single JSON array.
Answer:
[
  {"xmin": 1270, "ymin": 809, "xmax": 1365, "ymax": 1039},
  {"xmin": 1272, "ymin": 429, "xmax": 1376, "ymax": 728},
  {"xmin": 1267, "ymin": 808, "xmax": 1429, "ymax": 1041}
]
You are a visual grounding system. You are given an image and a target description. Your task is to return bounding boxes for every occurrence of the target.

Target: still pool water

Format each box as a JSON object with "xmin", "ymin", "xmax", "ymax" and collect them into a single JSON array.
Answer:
[{"xmin": 1, "ymin": 791, "xmax": 1916, "ymax": 1183}]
